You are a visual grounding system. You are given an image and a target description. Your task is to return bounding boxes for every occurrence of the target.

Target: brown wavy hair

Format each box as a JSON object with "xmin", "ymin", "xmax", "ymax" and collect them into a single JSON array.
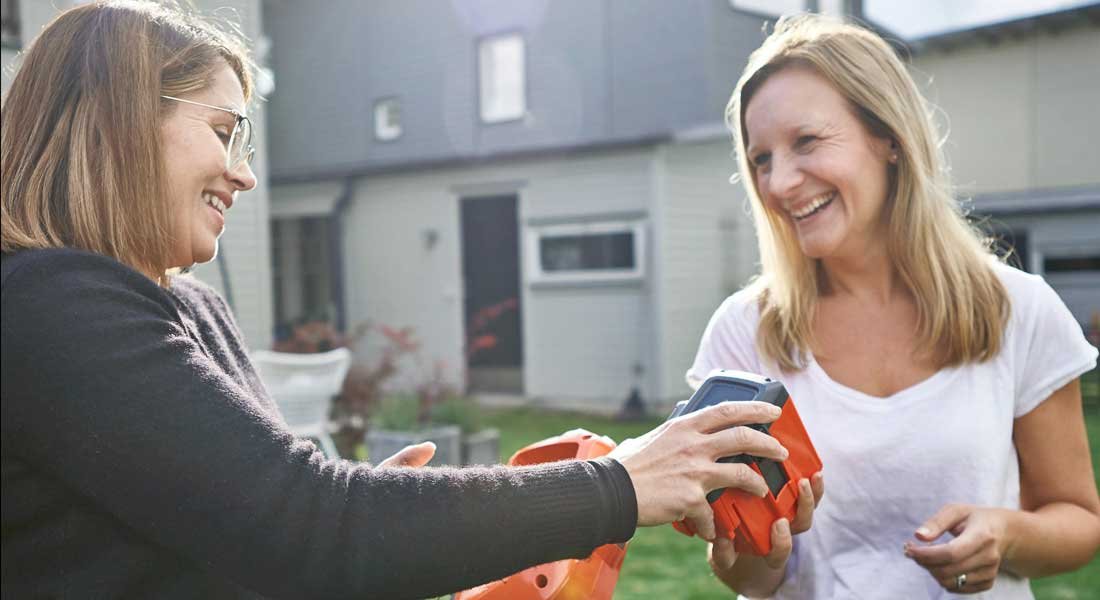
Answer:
[
  {"xmin": 727, "ymin": 14, "xmax": 1009, "ymax": 371},
  {"xmin": 1, "ymin": 0, "xmax": 253, "ymax": 282}
]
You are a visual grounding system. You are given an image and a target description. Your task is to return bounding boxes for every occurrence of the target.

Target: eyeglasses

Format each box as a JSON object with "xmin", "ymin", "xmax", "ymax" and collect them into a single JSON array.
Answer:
[{"xmin": 160, "ymin": 95, "xmax": 255, "ymax": 171}]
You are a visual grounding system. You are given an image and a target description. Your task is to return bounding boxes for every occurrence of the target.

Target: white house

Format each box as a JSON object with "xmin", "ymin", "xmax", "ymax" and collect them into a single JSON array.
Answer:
[{"xmin": 265, "ymin": 2, "xmax": 1098, "ymax": 413}]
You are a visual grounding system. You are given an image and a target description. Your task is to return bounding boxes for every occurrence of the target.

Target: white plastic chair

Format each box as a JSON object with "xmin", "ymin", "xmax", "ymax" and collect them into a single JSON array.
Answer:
[{"xmin": 251, "ymin": 348, "xmax": 352, "ymax": 458}]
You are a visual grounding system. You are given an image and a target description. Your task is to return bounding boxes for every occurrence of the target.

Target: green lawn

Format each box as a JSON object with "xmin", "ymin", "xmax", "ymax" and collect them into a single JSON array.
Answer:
[{"xmin": 482, "ymin": 379, "xmax": 1100, "ymax": 599}]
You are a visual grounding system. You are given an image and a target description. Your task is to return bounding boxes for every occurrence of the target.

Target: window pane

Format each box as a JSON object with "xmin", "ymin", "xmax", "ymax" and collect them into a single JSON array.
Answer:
[
  {"xmin": 1045, "ymin": 256, "xmax": 1100, "ymax": 273},
  {"xmin": 0, "ymin": 0, "xmax": 20, "ymax": 47},
  {"xmin": 479, "ymin": 34, "xmax": 525, "ymax": 122},
  {"xmin": 729, "ymin": 0, "xmax": 805, "ymax": 17},
  {"xmin": 540, "ymin": 232, "xmax": 635, "ymax": 272}
]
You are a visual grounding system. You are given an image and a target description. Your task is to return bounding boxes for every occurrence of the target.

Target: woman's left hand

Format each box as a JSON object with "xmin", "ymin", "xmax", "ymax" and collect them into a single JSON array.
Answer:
[
  {"xmin": 904, "ymin": 504, "xmax": 1013, "ymax": 594},
  {"xmin": 377, "ymin": 441, "xmax": 436, "ymax": 468}
]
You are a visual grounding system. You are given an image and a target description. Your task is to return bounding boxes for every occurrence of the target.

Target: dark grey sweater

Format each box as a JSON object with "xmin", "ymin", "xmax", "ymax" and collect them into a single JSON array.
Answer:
[{"xmin": 1, "ymin": 248, "xmax": 636, "ymax": 599}]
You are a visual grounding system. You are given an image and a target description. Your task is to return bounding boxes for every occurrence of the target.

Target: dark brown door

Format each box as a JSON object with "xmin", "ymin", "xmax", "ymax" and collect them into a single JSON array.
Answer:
[{"xmin": 460, "ymin": 195, "xmax": 523, "ymax": 393}]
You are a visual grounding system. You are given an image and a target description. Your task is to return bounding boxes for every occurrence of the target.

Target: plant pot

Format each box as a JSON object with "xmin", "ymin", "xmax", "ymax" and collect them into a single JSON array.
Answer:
[
  {"xmin": 462, "ymin": 428, "xmax": 501, "ymax": 466},
  {"xmin": 365, "ymin": 425, "xmax": 462, "ymax": 466}
]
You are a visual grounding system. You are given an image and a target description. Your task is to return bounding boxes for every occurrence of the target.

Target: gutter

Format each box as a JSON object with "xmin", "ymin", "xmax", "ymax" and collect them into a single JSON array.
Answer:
[{"xmin": 329, "ymin": 177, "xmax": 355, "ymax": 332}]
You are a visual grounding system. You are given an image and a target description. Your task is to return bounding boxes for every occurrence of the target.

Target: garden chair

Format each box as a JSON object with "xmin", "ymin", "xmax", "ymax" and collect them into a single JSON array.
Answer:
[{"xmin": 251, "ymin": 347, "xmax": 352, "ymax": 458}]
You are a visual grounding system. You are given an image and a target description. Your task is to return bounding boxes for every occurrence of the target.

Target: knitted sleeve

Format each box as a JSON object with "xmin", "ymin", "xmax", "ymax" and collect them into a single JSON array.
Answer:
[{"xmin": 1, "ymin": 249, "xmax": 636, "ymax": 599}]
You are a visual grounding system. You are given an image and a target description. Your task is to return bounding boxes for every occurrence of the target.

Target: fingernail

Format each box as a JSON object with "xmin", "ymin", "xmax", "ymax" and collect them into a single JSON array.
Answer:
[
  {"xmin": 903, "ymin": 543, "xmax": 912, "ymax": 557},
  {"xmin": 916, "ymin": 526, "xmax": 931, "ymax": 538}
]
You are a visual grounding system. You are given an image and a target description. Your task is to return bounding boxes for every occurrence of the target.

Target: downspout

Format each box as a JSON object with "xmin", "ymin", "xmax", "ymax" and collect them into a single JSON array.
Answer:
[
  {"xmin": 216, "ymin": 243, "xmax": 236, "ymax": 312},
  {"xmin": 329, "ymin": 177, "xmax": 355, "ymax": 332}
]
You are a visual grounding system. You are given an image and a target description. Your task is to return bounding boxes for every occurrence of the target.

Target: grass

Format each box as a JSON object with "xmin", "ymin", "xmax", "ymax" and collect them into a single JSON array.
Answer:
[{"xmin": 481, "ymin": 373, "xmax": 1100, "ymax": 599}]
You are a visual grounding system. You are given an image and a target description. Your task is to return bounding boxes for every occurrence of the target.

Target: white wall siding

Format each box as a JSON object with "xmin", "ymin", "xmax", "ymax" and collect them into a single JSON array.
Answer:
[
  {"xmin": 522, "ymin": 286, "xmax": 650, "ymax": 412},
  {"xmin": 522, "ymin": 149, "xmax": 656, "ymax": 221},
  {"xmin": 342, "ymin": 174, "xmax": 467, "ymax": 392},
  {"xmin": 915, "ymin": 25, "xmax": 1100, "ymax": 194},
  {"xmin": 189, "ymin": 0, "xmax": 273, "ymax": 350},
  {"xmin": 653, "ymin": 139, "xmax": 759, "ymax": 403},
  {"xmin": 1031, "ymin": 30, "xmax": 1100, "ymax": 189},
  {"xmin": 1, "ymin": 47, "xmax": 19, "ymax": 94}
]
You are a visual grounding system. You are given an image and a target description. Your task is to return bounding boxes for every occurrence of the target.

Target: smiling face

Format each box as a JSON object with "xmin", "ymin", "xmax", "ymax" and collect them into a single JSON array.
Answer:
[
  {"xmin": 744, "ymin": 66, "xmax": 895, "ymax": 261},
  {"xmin": 160, "ymin": 61, "xmax": 257, "ymax": 269}
]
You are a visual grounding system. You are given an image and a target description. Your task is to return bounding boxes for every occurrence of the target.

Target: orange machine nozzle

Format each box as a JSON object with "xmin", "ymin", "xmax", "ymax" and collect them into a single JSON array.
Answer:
[{"xmin": 453, "ymin": 429, "xmax": 630, "ymax": 600}]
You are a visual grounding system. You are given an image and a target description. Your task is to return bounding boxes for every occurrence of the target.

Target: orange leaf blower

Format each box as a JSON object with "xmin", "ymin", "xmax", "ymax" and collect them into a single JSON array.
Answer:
[
  {"xmin": 454, "ymin": 429, "xmax": 628, "ymax": 600},
  {"xmin": 669, "ymin": 370, "xmax": 823, "ymax": 555}
]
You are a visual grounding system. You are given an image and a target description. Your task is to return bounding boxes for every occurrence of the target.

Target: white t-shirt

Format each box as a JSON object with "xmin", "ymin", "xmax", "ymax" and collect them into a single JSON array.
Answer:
[{"xmin": 687, "ymin": 262, "xmax": 1098, "ymax": 600}]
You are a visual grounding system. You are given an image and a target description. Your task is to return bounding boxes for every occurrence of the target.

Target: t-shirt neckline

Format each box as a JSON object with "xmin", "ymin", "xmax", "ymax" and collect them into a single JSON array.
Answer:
[{"xmin": 804, "ymin": 353, "xmax": 958, "ymax": 407}]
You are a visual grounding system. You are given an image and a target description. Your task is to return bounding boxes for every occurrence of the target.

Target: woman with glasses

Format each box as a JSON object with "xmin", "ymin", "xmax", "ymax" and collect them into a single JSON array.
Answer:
[{"xmin": 0, "ymin": 2, "xmax": 789, "ymax": 597}]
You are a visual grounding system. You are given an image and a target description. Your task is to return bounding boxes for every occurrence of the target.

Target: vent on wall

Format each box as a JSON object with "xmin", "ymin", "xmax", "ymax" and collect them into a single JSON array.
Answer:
[{"xmin": 374, "ymin": 97, "xmax": 402, "ymax": 141}]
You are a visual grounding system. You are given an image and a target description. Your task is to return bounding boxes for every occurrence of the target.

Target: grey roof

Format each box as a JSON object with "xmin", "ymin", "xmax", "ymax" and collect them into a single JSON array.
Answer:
[
  {"xmin": 967, "ymin": 185, "xmax": 1100, "ymax": 215},
  {"xmin": 906, "ymin": 3, "xmax": 1100, "ymax": 53}
]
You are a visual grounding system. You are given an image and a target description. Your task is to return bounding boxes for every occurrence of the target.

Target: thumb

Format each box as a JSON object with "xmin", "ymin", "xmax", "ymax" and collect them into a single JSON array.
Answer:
[
  {"xmin": 915, "ymin": 503, "xmax": 970, "ymax": 542},
  {"xmin": 709, "ymin": 537, "xmax": 739, "ymax": 571},
  {"xmin": 685, "ymin": 503, "xmax": 717, "ymax": 542},
  {"xmin": 378, "ymin": 441, "xmax": 437, "ymax": 468}
]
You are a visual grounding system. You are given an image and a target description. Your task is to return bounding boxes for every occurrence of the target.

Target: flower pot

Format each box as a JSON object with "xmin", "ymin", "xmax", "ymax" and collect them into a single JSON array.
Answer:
[
  {"xmin": 462, "ymin": 428, "xmax": 501, "ymax": 466},
  {"xmin": 365, "ymin": 424, "xmax": 462, "ymax": 466}
]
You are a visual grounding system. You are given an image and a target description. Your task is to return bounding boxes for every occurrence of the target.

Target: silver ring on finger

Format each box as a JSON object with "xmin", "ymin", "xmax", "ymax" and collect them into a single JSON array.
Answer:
[{"xmin": 954, "ymin": 573, "xmax": 967, "ymax": 590}]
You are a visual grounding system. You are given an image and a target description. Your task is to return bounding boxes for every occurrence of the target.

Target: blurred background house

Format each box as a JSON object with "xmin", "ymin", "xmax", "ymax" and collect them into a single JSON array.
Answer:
[
  {"xmin": 263, "ymin": 0, "xmax": 803, "ymax": 413},
  {"xmin": 906, "ymin": 7, "xmax": 1100, "ymax": 324},
  {"xmin": 3, "ymin": 0, "xmax": 1097, "ymax": 413},
  {"xmin": 261, "ymin": 0, "xmax": 1099, "ymax": 411}
]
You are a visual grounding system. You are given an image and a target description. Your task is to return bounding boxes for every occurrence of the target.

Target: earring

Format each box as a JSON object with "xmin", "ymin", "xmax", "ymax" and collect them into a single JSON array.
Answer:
[{"xmin": 890, "ymin": 152, "xmax": 898, "ymax": 163}]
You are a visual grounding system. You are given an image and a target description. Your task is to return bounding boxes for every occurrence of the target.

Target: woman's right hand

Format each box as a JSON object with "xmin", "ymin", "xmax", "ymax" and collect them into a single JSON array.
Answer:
[
  {"xmin": 709, "ymin": 472, "xmax": 824, "ymax": 597},
  {"xmin": 759, "ymin": 473, "xmax": 824, "ymax": 568},
  {"xmin": 608, "ymin": 400, "xmax": 789, "ymax": 541}
]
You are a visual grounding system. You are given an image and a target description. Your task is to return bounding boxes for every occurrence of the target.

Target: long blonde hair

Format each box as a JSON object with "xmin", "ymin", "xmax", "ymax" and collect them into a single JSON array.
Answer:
[
  {"xmin": 727, "ymin": 14, "xmax": 1008, "ymax": 371},
  {"xmin": 1, "ymin": 0, "xmax": 253, "ymax": 281}
]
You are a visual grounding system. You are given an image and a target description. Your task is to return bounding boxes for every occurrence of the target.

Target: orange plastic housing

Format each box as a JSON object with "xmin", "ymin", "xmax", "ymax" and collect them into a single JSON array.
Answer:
[
  {"xmin": 454, "ymin": 429, "xmax": 629, "ymax": 600},
  {"xmin": 671, "ymin": 371, "xmax": 823, "ymax": 555}
]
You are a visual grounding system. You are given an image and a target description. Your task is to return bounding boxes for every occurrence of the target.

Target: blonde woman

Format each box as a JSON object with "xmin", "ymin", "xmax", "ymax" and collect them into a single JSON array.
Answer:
[
  {"xmin": 1, "ymin": 2, "xmax": 792, "ymax": 597},
  {"xmin": 692, "ymin": 14, "xmax": 1100, "ymax": 598}
]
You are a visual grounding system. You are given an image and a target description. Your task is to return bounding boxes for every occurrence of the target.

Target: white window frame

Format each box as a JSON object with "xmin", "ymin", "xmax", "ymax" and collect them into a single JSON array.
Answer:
[
  {"xmin": 728, "ymin": 0, "xmax": 806, "ymax": 18},
  {"xmin": 478, "ymin": 33, "xmax": 526, "ymax": 123},
  {"xmin": 373, "ymin": 97, "xmax": 402, "ymax": 141},
  {"xmin": 526, "ymin": 220, "xmax": 646, "ymax": 284}
]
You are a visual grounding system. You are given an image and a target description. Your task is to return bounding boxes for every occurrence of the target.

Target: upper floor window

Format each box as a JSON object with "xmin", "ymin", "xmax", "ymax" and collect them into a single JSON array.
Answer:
[
  {"xmin": 1, "ymin": 0, "xmax": 21, "ymax": 48},
  {"xmin": 478, "ymin": 33, "xmax": 525, "ymax": 123},
  {"xmin": 374, "ymin": 97, "xmax": 402, "ymax": 141},
  {"xmin": 729, "ymin": 0, "xmax": 806, "ymax": 18}
]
